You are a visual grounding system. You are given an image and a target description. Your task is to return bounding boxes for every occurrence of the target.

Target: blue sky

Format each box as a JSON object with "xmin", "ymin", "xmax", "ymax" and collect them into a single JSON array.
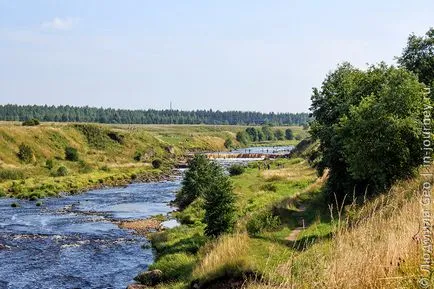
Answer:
[{"xmin": 0, "ymin": 1, "xmax": 433, "ymax": 113}]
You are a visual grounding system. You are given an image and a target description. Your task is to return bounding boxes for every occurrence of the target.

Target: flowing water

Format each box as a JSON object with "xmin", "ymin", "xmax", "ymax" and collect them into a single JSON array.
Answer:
[
  {"xmin": 0, "ymin": 147, "xmax": 293, "ymax": 289},
  {"xmin": 0, "ymin": 180, "xmax": 181, "ymax": 289}
]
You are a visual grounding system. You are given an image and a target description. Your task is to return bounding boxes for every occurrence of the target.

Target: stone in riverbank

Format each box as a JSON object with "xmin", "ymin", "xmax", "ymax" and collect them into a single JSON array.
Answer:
[
  {"xmin": 134, "ymin": 269, "xmax": 163, "ymax": 286},
  {"xmin": 126, "ymin": 284, "xmax": 149, "ymax": 289}
]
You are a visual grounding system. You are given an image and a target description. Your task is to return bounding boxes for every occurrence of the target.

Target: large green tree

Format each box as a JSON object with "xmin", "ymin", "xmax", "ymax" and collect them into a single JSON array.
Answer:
[
  {"xmin": 397, "ymin": 28, "xmax": 434, "ymax": 99},
  {"xmin": 311, "ymin": 63, "xmax": 425, "ymax": 198}
]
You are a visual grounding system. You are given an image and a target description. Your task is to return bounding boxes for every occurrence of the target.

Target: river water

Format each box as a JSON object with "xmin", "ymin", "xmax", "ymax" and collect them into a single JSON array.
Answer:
[
  {"xmin": 0, "ymin": 146, "xmax": 293, "ymax": 289},
  {"xmin": 0, "ymin": 180, "xmax": 181, "ymax": 289}
]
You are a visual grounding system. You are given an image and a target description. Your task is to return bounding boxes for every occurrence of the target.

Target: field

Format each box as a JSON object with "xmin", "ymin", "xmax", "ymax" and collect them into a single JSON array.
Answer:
[{"xmin": 0, "ymin": 122, "xmax": 306, "ymax": 198}]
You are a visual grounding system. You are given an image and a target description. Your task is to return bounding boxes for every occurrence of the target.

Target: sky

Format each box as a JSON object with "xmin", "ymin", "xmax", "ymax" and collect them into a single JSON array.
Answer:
[{"xmin": 0, "ymin": 1, "xmax": 433, "ymax": 113}]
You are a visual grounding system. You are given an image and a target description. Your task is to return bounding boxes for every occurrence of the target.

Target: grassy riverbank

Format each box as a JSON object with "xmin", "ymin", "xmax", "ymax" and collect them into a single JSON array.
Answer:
[
  {"xmin": 144, "ymin": 153, "xmax": 428, "ymax": 288},
  {"xmin": 0, "ymin": 122, "xmax": 304, "ymax": 199}
]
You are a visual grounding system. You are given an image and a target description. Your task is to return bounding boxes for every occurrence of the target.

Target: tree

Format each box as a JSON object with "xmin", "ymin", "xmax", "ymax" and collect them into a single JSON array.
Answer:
[
  {"xmin": 245, "ymin": 127, "xmax": 258, "ymax": 141},
  {"xmin": 285, "ymin": 128, "xmax": 294, "ymax": 140},
  {"xmin": 203, "ymin": 162, "xmax": 236, "ymax": 237},
  {"xmin": 236, "ymin": 131, "xmax": 250, "ymax": 145},
  {"xmin": 274, "ymin": 129, "xmax": 284, "ymax": 140},
  {"xmin": 175, "ymin": 154, "xmax": 213, "ymax": 209},
  {"xmin": 397, "ymin": 28, "xmax": 434, "ymax": 99},
  {"xmin": 261, "ymin": 126, "xmax": 275, "ymax": 141},
  {"xmin": 310, "ymin": 63, "xmax": 425, "ymax": 198}
]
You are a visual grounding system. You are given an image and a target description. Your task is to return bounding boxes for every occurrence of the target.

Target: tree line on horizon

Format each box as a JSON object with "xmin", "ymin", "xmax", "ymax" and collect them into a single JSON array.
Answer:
[{"xmin": 0, "ymin": 105, "xmax": 309, "ymax": 126}]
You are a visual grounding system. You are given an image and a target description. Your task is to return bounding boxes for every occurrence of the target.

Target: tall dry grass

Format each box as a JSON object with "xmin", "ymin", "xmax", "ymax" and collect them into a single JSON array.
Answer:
[{"xmin": 250, "ymin": 166, "xmax": 432, "ymax": 289}]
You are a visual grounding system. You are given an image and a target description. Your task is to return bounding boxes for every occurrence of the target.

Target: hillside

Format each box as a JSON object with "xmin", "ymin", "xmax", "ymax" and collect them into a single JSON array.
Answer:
[{"xmin": 0, "ymin": 122, "xmax": 304, "ymax": 199}]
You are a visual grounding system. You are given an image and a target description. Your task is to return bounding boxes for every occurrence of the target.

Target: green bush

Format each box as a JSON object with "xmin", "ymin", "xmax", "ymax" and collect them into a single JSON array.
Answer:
[
  {"xmin": 260, "ymin": 183, "xmax": 277, "ymax": 192},
  {"xmin": 228, "ymin": 164, "xmax": 245, "ymax": 176},
  {"xmin": 274, "ymin": 129, "xmax": 285, "ymax": 140},
  {"xmin": 152, "ymin": 159, "xmax": 163, "ymax": 169},
  {"xmin": 65, "ymin": 147, "xmax": 79, "ymax": 161},
  {"xmin": 56, "ymin": 166, "xmax": 69, "ymax": 177},
  {"xmin": 224, "ymin": 138, "xmax": 233, "ymax": 149},
  {"xmin": 74, "ymin": 124, "xmax": 109, "ymax": 149},
  {"xmin": 107, "ymin": 131, "xmax": 125, "ymax": 144},
  {"xmin": 246, "ymin": 210, "xmax": 281, "ymax": 236},
  {"xmin": 45, "ymin": 159, "xmax": 54, "ymax": 170},
  {"xmin": 0, "ymin": 168, "xmax": 25, "ymax": 181},
  {"xmin": 285, "ymin": 128, "xmax": 294, "ymax": 140},
  {"xmin": 22, "ymin": 118, "xmax": 40, "ymax": 126},
  {"xmin": 17, "ymin": 144, "xmax": 34, "ymax": 163},
  {"xmin": 133, "ymin": 151, "xmax": 142, "ymax": 161}
]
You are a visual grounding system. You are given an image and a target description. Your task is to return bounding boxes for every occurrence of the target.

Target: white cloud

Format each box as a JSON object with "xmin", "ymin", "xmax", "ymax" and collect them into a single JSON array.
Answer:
[{"xmin": 41, "ymin": 17, "xmax": 80, "ymax": 31}]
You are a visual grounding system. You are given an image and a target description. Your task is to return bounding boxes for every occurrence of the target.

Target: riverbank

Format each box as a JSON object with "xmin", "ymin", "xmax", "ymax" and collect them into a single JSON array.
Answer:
[
  {"xmin": 0, "ymin": 122, "xmax": 305, "ymax": 199},
  {"xmin": 128, "ymin": 157, "xmax": 318, "ymax": 288},
  {"xmin": 132, "ymin": 154, "xmax": 428, "ymax": 288}
]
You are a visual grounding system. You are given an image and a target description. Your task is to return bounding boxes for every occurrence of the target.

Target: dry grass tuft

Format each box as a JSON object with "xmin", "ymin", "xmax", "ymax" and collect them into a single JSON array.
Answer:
[{"xmin": 250, "ymin": 166, "xmax": 432, "ymax": 289}]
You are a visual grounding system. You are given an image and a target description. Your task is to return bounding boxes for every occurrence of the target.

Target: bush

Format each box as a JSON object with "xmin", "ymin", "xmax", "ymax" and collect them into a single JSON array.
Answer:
[
  {"xmin": 0, "ymin": 168, "xmax": 25, "ymax": 181},
  {"xmin": 56, "ymin": 166, "xmax": 68, "ymax": 177},
  {"xmin": 228, "ymin": 164, "xmax": 245, "ymax": 176},
  {"xmin": 236, "ymin": 131, "xmax": 250, "ymax": 145},
  {"xmin": 274, "ymin": 129, "xmax": 285, "ymax": 140},
  {"xmin": 285, "ymin": 128, "xmax": 294, "ymax": 140},
  {"xmin": 17, "ymin": 144, "xmax": 34, "ymax": 163},
  {"xmin": 45, "ymin": 159, "xmax": 54, "ymax": 170},
  {"xmin": 224, "ymin": 138, "xmax": 233, "ymax": 149},
  {"xmin": 133, "ymin": 151, "xmax": 142, "ymax": 161},
  {"xmin": 22, "ymin": 118, "xmax": 40, "ymax": 126},
  {"xmin": 65, "ymin": 147, "xmax": 79, "ymax": 161},
  {"xmin": 107, "ymin": 131, "xmax": 125, "ymax": 144},
  {"xmin": 246, "ymin": 210, "xmax": 281, "ymax": 236},
  {"xmin": 152, "ymin": 159, "xmax": 162, "ymax": 169}
]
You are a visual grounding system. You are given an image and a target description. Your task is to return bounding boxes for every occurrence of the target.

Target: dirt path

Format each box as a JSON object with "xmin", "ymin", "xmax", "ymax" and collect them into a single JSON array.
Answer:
[{"xmin": 285, "ymin": 205, "xmax": 307, "ymax": 241}]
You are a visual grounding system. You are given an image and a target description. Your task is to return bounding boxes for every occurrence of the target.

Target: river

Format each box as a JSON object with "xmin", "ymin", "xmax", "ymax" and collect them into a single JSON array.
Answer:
[{"xmin": 0, "ymin": 146, "xmax": 293, "ymax": 289}]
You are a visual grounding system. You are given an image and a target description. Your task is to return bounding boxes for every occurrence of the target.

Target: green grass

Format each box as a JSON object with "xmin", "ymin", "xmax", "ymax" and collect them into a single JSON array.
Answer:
[{"xmin": 146, "ymin": 157, "xmax": 328, "ymax": 288}]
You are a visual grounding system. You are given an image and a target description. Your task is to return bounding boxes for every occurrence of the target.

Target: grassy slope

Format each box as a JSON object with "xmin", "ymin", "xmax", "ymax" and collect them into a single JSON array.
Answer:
[
  {"xmin": 147, "ymin": 157, "xmax": 319, "ymax": 288},
  {"xmin": 0, "ymin": 122, "xmax": 305, "ymax": 199},
  {"xmin": 148, "ymin": 150, "xmax": 430, "ymax": 288}
]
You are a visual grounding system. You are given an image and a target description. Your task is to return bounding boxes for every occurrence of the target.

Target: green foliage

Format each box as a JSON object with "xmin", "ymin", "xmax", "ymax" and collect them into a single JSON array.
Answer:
[
  {"xmin": 152, "ymin": 159, "xmax": 163, "ymax": 169},
  {"xmin": 107, "ymin": 131, "xmax": 125, "ymax": 144},
  {"xmin": 22, "ymin": 118, "xmax": 40, "ymax": 126},
  {"xmin": 246, "ymin": 210, "xmax": 281, "ymax": 236},
  {"xmin": 285, "ymin": 128, "xmax": 294, "ymax": 140},
  {"xmin": 45, "ymin": 159, "xmax": 54, "ymax": 170},
  {"xmin": 65, "ymin": 147, "xmax": 79, "ymax": 161},
  {"xmin": 274, "ymin": 129, "xmax": 284, "ymax": 140},
  {"xmin": 0, "ymin": 168, "xmax": 25, "ymax": 181},
  {"xmin": 311, "ymin": 63, "xmax": 425, "ymax": 197},
  {"xmin": 175, "ymin": 154, "xmax": 214, "ymax": 209},
  {"xmin": 236, "ymin": 131, "xmax": 250, "ymax": 145},
  {"xmin": 228, "ymin": 164, "xmax": 245, "ymax": 176},
  {"xmin": 74, "ymin": 124, "xmax": 108, "ymax": 149},
  {"xmin": 17, "ymin": 143, "xmax": 34, "ymax": 163},
  {"xmin": 133, "ymin": 151, "xmax": 142, "ymax": 161},
  {"xmin": 397, "ymin": 28, "xmax": 434, "ymax": 99},
  {"xmin": 203, "ymin": 162, "xmax": 236, "ymax": 237},
  {"xmin": 0, "ymin": 104, "xmax": 310, "ymax": 125},
  {"xmin": 261, "ymin": 126, "xmax": 275, "ymax": 141},
  {"xmin": 55, "ymin": 166, "xmax": 69, "ymax": 177},
  {"xmin": 224, "ymin": 138, "xmax": 233, "ymax": 149}
]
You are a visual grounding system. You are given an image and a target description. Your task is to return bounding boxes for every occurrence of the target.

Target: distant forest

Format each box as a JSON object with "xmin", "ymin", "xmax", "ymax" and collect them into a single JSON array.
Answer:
[{"xmin": 0, "ymin": 105, "xmax": 310, "ymax": 125}]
